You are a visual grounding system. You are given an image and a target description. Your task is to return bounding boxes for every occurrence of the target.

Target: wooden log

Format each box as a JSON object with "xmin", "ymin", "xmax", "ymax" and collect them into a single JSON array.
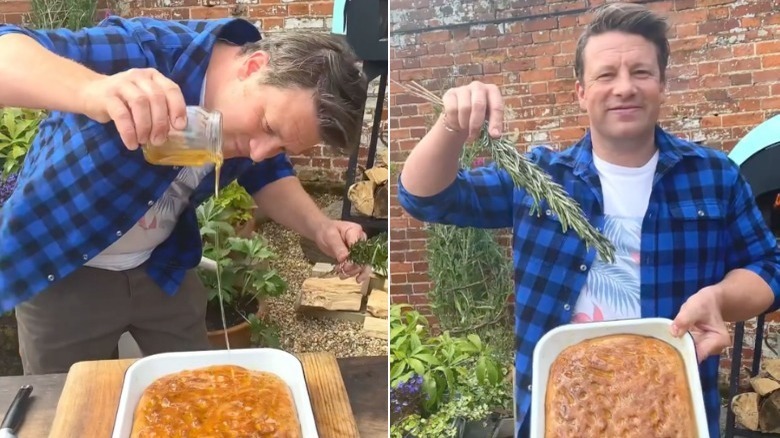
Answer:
[
  {"xmin": 751, "ymin": 377, "xmax": 780, "ymax": 397},
  {"xmin": 372, "ymin": 183, "xmax": 388, "ymax": 218},
  {"xmin": 367, "ymin": 290, "xmax": 388, "ymax": 318},
  {"xmin": 348, "ymin": 180, "xmax": 375, "ymax": 217},
  {"xmin": 732, "ymin": 392, "xmax": 760, "ymax": 431},
  {"xmin": 761, "ymin": 359, "xmax": 780, "ymax": 381},
  {"xmin": 311, "ymin": 262, "xmax": 336, "ymax": 278},
  {"xmin": 363, "ymin": 317, "xmax": 388, "ymax": 340},
  {"xmin": 296, "ymin": 277, "xmax": 364, "ymax": 312},
  {"xmin": 760, "ymin": 391, "xmax": 780, "ymax": 433},
  {"xmin": 364, "ymin": 167, "xmax": 388, "ymax": 185}
]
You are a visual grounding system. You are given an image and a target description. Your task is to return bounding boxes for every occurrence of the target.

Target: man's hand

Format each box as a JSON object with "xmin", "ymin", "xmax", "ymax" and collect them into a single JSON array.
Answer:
[
  {"xmin": 670, "ymin": 285, "xmax": 732, "ymax": 363},
  {"xmin": 79, "ymin": 68, "xmax": 188, "ymax": 150},
  {"xmin": 440, "ymin": 80, "xmax": 505, "ymax": 142},
  {"xmin": 314, "ymin": 219, "xmax": 372, "ymax": 283}
]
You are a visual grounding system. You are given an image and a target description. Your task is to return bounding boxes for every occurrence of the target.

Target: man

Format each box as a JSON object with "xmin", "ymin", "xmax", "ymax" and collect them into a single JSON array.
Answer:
[
  {"xmin": 398, "ymin": 3, "xmax": 780, "ymax": 437},
  {"xmin": 0, "ymin": 15, "xmax": 372, "ymax": 375}
]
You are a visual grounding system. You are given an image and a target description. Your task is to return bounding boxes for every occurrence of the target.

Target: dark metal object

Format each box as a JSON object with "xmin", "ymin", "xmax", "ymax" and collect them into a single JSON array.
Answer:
[
  {"xmin": 0, "ymin": 385, "xmax": 33, "ymax": 438},
  {"xmin": 723, "ymin": 314, "xmax": 779, "ymax": 437},
  {"xmin": 334, "ymin": 0, "xmax": 388, "ymax": 237}
]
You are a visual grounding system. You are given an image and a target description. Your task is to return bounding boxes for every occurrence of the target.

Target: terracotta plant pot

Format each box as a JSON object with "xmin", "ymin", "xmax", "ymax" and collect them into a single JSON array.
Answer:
[{"xmin": 207, "ymin": 297, "xmax": 268, "ymax": 350}]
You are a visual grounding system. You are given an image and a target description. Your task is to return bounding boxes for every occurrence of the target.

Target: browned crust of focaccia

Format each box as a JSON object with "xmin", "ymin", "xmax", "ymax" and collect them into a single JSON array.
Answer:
[
  {"xmin": 544, "ymin": 334, "xmax": 697, "ymax": 438},
  {"xmin": 130, "ymin": 365, "xmax": 302, "ymax": 438}
]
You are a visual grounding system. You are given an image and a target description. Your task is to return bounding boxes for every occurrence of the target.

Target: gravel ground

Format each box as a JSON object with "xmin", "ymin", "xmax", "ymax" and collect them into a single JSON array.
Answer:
[{"xmin": 256, "ymin": 192, "xmax": 388, "ymax": 359}]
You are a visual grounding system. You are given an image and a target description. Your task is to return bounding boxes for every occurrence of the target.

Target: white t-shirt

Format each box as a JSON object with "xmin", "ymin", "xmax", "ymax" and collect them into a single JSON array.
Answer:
[
  {"xmin": 85, "ymin": 82, "xmax": 213, "ymax": 271},
  {"xmin": 571, "ymin": 150, "xmax": 659, "ymax": 323}
]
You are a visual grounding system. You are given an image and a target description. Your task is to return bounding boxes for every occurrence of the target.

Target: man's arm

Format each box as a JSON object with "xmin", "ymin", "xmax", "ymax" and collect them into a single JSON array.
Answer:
[
  {"xmin": 236, "ymin": 154, "xmax": 326, "ymax": 240},
  {"xmin": 0, "ymin": 32, "xmax": 102, "ymax": 113},
  {"xmin": 0, "ymin": 20, "xmax": 187, "ymax": 148},
  {"xmin": 397, "ymin": 81, "xmax": 517, "ymax": 230},
  {"xmin": 251, "ymin": 176, "xmax": 330, "ymax": 240},
  {"xmin": 718, "ymin": 170, "xmax": 780, "ymax": 319},
  {"xmin": 711, "ymin": 269, "xmax": 776, "ymax": 322}
]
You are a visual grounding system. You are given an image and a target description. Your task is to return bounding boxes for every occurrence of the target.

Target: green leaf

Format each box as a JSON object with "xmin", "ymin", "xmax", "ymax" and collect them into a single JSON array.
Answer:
[
  {"xmin": 466, "ymin": 334, "xmax": 482, "ymax": 350},
  {"xmin": 407, "ymin": 357, "xmax": 425, "ymax": 377}
]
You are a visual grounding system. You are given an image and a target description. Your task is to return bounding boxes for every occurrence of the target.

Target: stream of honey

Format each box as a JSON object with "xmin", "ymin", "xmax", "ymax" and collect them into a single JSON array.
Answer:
[
  {"xmin": 143, "ymin": 143, "xmax": 231, "ymax": 350},
  {"xmin": 213, "ymin": 163, "xmax": 230, "ymax": 351}
]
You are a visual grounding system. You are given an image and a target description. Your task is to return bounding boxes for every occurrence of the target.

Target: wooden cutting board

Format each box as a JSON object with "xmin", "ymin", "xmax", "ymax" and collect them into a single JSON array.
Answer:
[{"xmin": 48, "ymin": 352, "xmax": 360, "ymax": 437}]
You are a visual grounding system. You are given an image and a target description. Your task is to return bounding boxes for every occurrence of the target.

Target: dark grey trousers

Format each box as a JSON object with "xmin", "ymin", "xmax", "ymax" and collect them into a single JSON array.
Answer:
[{"xmin": 14, "ymin": 264, "xmax": 210, "ymax": 375}]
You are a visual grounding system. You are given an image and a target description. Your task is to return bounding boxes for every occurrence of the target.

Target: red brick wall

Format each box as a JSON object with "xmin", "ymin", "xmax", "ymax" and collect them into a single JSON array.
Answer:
[
  {"xmin": 0, "ymin": 0, "xmax": 385, "ymax": 187},
  {"xmin": 389, "ymin": 0, "xmax": 780, "ymax": 386}
]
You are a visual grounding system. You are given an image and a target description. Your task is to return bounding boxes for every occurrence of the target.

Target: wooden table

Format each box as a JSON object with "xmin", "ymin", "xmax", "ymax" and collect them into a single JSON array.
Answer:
[{"xmin": 0, "ymin": 355, "xmax": 387, "ymax": 438}]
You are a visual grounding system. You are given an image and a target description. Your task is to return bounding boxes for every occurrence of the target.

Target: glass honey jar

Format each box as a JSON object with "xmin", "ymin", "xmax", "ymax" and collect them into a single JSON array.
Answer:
[{"xmin": 142, "ymin": 106, "xmax": 223, "ymax": 167}]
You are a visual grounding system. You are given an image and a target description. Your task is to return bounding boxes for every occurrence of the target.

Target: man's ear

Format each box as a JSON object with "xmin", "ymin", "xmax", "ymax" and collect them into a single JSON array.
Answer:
[
  {"xmin": 575, "ymin": 80, "xmax": 587, "ymax": 111},
  {"xmin": 238, "ymin": 50, "xmax": 270, "ymax": 80}
]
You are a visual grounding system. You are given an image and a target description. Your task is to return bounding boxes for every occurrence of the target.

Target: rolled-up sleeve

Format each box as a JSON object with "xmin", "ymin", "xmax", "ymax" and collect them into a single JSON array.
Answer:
[
  {"xmin": 725, "ymin": 170, "xmax": 780, "ymax": 312},
  {"xmin": 397, "ymin": 161, "xmax": 516, "ymax": 229},
  {"xmin": 0, "ymin": 17, "xmax": 147, "ymax": 72},
  {"xmin": 237, "ymin": 153, "xmax": 296, "ymax": 195}
]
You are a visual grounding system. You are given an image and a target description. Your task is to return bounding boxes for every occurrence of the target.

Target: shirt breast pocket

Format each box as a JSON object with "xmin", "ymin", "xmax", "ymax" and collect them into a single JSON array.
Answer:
[
  {"xmin": 514, "ymin": 194, "xmax": 590, "ymax": 269},
  {"xmin": 666, "ymin": 199, "xmax": 726, "ymax": 273}
]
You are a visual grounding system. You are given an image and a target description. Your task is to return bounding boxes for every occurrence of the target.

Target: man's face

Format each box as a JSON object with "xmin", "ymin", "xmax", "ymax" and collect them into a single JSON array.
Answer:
[
  {"xmin": 211, "ymin": 51, "xmax": 321, "ymax": 162},
  {"xmin": 576, "ymin": 31, "xmax": 665, "ymax": 144}
]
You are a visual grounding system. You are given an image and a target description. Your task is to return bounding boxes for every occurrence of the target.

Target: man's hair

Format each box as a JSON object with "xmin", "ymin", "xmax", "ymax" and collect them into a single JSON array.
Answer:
[
  {"xmin": 240, "ymin": 33, "xmax": 368, "ymax": 153},
  {"xmin": 574, "ymin": 2, "xmax": 670, "ymax": 83}
]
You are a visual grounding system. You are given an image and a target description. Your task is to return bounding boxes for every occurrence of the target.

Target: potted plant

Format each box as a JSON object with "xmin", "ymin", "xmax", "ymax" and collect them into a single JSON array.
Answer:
[
  {"xmin": 196, "ymin": 197, "xmax": 286, "ymax": 349},
  {"xmin": 210, "ymin": 180, "xmax": 257, "ymax": 238},
  {"xmin": 0, "ymin": 107, "xmax": 43, "ymax": 376},
  {"xmin": 389, "ymin": 304, "xmax": 513, "ymax": 438}
]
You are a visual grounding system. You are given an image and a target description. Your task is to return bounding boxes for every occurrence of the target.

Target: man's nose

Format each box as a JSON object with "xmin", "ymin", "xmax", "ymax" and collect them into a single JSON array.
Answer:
[
  {"xmin": 250, "ymin": 138, "xmax": 283, "ymax": 157},
  {"xmin": 612, "ymin": 71, "xmax": 637, "ymax": 97}
]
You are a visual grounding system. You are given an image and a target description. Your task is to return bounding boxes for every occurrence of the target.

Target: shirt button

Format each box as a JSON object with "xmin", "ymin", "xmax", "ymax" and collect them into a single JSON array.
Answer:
[
  {"xmin": 564, "ymin": 303, "xmax": 571, "ymax": 311},
  {"xmin": 173, "ymin": 166, "xmax": 180, "ymax": 170},
  {"xmin": 116, "ymin": 230, "xmax": 122, "ymax": 237},
  {"xmin": 147, "ymin": 200, "xmax": 154, "ymax": 206},
  {"xmin": 698, "ymin": 210, "xmax": 705, "ymax": 217},
  {"xmin": 47, "ymin": 274, "xmax": 55, "ymax": 281},
  {"xmin": 82, "ymin": 254, "xmax": 88, "ymax": 260},
  {"xmin": 527, "ymin": 384, "xmax": 532, "ymax": 391},
  {"xmin": 579, "ymin": 264, "xmax": 587, "ymax": 271},
  {"xmin": 545, "ymin": 209, "xmax": 552, "ymax": 216}
]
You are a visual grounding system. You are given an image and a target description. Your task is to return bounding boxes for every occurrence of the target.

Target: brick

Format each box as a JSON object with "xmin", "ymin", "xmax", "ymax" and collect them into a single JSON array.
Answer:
[
  {"xmin": 247, "ymin": 5, "xmax": 288, "ymax": 17},
  {"xmin": 309, "ymin": 2, "xmax": 333, "ymax": 16},
  {"xmin": 0, "ymin": 1, "xmax": 29, "ymax": 14},
  {"xmin": 190, "ymin": 7, "xmax": 231, "ymax": 19},
  {"xmin": 757, "ymin": 41, "xmax": 780, "ymax": 55},
  {"xmin": 763, "ymin": 54, "xmax": 780, "ymax": 68},
  {"xmin": 523, "ymin": 16, "xmax": 557, "ymax": 32},
  {"xmin": 721, "ymin": 112, "xmax": 764, "ymax": 127},
  {"xmin": 753, "ymin": 68, "xmax": 780, "ymax": 84},
  {"xmin": 421, "ymin": 30, "xmax": 450, "ymax": 44},
  {"xmin": 719, "ymin": 57, "xmax": 761, "ymax": 73}
]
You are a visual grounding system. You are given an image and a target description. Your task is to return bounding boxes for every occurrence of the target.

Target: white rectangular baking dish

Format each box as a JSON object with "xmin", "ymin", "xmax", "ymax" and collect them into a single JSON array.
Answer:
[
  {"xmin": 111, "ymin": 348, "xmax": 319, "ymax": 437},
  {"xmin": 530, "ymin": 317, "xmax": 709, "ymax": 437}
]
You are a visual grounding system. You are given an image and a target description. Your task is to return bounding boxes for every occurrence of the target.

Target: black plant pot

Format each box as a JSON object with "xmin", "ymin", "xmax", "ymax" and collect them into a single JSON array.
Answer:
[{"xmin": 459, "ymin": 414, "xmax": 514, "ymax": 438}]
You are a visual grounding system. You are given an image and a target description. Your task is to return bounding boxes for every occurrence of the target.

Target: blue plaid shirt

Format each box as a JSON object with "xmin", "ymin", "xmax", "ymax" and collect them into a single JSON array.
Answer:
[
  {"xmin": 398, "ymin": 126, "xmax": 780, "ymax": 438},
  {"xmin": 0, "ymin": 16, "xmax": 295, "ymax": 312}
]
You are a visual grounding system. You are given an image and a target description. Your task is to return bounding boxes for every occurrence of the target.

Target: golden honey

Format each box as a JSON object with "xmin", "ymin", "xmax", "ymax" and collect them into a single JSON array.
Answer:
[{"xmin": 142, "ymin": 106, "xmax": 223, "ymax": 168}]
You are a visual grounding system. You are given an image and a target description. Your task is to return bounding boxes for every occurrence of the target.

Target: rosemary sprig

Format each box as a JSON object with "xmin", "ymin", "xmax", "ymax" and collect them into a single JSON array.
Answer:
[
  {"xmin": 339, "ymin": 232, "xmax": 388, "ymax": 278},
  {"xmin": 395, "ymin": 80, "xmax": 616, "ymax": 264}
]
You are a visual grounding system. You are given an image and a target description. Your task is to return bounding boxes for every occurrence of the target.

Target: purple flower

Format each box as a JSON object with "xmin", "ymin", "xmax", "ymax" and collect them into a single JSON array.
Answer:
[
  {"xmin": 390, "ymin": 374, "xmax": 425, "ymax": 422},
  {"xmin": 0, "ymin": 173, "xmax": 18, "ymax": 206}
]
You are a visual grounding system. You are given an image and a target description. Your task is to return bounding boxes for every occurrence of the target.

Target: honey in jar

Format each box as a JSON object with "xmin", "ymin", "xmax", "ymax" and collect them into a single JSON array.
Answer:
[{"xmin": 142, "ymin": 106, "xmax": 223, "ymax": 167}]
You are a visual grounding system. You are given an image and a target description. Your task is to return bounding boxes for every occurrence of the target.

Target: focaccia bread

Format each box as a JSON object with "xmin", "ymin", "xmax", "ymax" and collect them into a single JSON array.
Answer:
[
  {"xmin": 130, "ymin": 364, "xmax": 302, "ymax": 438},
  {"xmin": 544, "ymin": 334, "xmax": 696, "ymax": 438}
]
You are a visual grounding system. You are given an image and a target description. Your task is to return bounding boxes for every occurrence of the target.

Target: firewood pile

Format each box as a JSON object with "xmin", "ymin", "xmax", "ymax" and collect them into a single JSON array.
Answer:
[
  {"xmin": 294, "ymin": 262, "xmax": 388, "ymax": 340},
  {"xmin": 731, "ymin": 358, "xmax": 780, "ymax": 433},
  {"xmin": 347, "ymin": 147, "xmax": 388, "ymax": 219}
]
